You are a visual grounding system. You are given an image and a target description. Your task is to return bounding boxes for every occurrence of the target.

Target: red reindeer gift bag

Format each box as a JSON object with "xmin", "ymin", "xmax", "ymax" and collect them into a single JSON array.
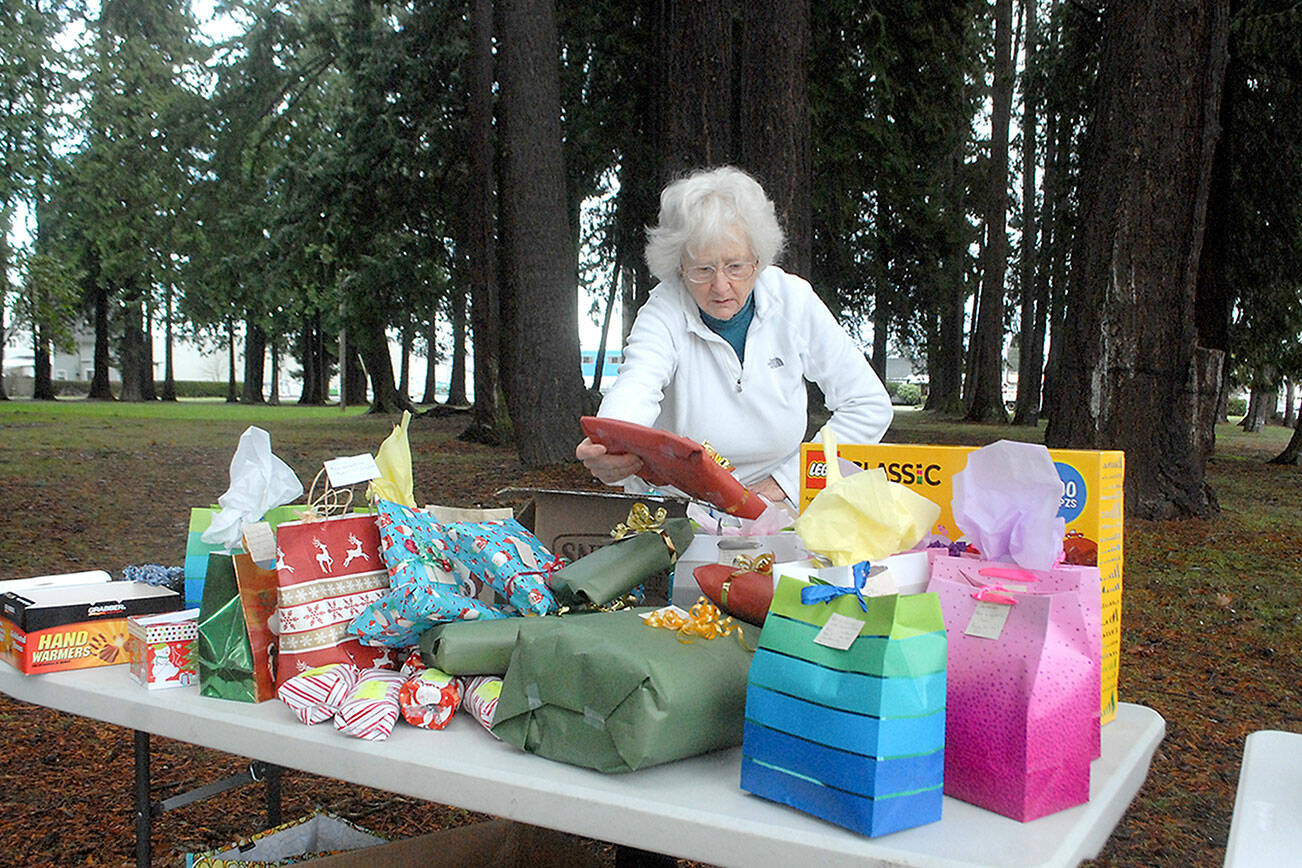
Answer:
[{"xmin": 274, "ymin": 514, "xmax": 393, "ymax": 684}]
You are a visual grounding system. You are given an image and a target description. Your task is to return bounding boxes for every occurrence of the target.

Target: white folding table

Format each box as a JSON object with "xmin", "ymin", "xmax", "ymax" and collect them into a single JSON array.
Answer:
[
  {"xmin": 0, "ymin": 664, "xmax": 1164, "ymax": 868},
  {"xmin": 1225, "ymin": 729, "xmax": 1302, "ymax": 868}
]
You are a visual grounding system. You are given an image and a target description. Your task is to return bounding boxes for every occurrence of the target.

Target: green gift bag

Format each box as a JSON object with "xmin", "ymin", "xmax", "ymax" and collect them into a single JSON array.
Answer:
[
  {"xmin": 419, "ymin": 608, "xmax": 654, "ymax": 676},
  {"xmin": 491, "ymin": 608, "xmax": 756, "ymax": 772},
  {"xmin": 547, "ymin": 514, "xmax": 694, "ymax": 607},
  {"xmin": 197, "ymin": 553, "xmax": 272, "ymax": 702}
]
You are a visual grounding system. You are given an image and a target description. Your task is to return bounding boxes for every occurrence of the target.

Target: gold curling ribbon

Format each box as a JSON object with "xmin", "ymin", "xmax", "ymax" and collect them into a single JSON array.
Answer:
[
  {"xmin": 644, "ymin": 597, "xmax": 753, "ymax": 651},
  {"xmin": 701, "ymin": 441, "xmax": 735, "ymax": 472},
  {"xmin": 730, "ymin": 553, "xmax": 774, "ymax": 575},
  {"xmin": 610, "ymin": 503, "xmax": 679, "ymax": 564}
]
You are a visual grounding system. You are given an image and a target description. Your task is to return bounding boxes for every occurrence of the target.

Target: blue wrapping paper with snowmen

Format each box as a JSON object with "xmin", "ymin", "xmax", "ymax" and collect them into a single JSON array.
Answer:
[{"xmin": 740, "ymin": 565, "xmax": 947, "ymax": 837}]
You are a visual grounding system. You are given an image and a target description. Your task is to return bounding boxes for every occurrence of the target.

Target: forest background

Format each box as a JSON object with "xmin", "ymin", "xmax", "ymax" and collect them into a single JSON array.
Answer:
[{"xmin": 1, "ymin": 0, "xmax": 1301, "ymax": 519}]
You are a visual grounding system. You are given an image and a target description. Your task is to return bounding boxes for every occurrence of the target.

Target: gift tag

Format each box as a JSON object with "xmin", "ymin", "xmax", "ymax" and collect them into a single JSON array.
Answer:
[
  {"xmin": 242, "ymin": 521, "xmax": 278, "ymax": 565},
  {"xmin": 324, "ymin": 453, "xmax": 382, "ymax": 487},
  {"xmin": 641, "ymin": 605, "xmax": 689, "ymax": 622},
  {"xmin": 965, "ymin": 601, "xmax": 1013, "ymax": 639},
  {"xmin": 814, "ymin": 612, "xmax": 864, "ymax": 650},
  {"xmin": 860, "ymin": 564, "xmax": 898, "ymax": 597}
]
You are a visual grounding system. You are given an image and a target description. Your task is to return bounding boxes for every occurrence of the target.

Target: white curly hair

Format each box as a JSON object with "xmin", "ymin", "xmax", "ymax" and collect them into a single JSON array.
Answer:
[{"xmin": 644, "ymin": 166, "xmax": 786, "ymax": 284}]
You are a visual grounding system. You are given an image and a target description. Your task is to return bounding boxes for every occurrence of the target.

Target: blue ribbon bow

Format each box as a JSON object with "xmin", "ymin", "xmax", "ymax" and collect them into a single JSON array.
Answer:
[{"xmin": 800, "ymin": 561, "xmax": 872, "ymax": 612}]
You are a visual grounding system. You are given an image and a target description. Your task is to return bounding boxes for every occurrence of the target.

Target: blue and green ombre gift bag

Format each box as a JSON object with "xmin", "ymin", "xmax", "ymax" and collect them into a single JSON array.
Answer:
[{"xmin": 740, "ymin": 566, "xmax": 947, "ymax": 837}]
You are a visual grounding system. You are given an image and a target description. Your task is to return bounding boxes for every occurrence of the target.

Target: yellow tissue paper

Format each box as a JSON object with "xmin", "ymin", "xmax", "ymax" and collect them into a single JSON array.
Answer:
[
  {"xmin": 367, "ymin": 410, "xmax": 416, "ymax": 508},
  {"xmin": 793, "ymin": 427, "xmax": 940, "ymax": 565}
]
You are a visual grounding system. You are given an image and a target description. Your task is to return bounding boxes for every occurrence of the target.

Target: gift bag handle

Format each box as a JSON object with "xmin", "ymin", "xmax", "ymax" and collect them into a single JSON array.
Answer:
[{"xmin": 978, "ymin": 566, "xmax": 1041, "ymax": 584}]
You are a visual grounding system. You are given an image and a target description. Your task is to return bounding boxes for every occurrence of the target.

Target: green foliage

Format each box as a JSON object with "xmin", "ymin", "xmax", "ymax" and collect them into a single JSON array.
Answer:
[
  {"xmin": 1225, "ymin": 394, "xmax": 1248, "ymax": 417},
  {"xmin": 11, "ymin": 250, "xmax": 81, "ymax": 352},
  {"xmin": 890, "ymin": 382, "xmax": 924, "ymax": 406}
]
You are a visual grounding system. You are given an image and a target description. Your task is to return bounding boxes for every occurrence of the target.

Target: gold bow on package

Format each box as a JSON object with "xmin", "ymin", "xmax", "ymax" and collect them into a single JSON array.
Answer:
[
  {"xmin": 794, "ymin": 427, "xmax": 941, "ymax": 565},
  {"xmin": 547, "ymin": 504, "xmax": 695, "ymax": 607}
]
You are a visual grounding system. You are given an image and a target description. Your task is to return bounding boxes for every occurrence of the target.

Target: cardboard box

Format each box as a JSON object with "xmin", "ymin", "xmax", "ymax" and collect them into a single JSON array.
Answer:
[
  {"xmin": 0, "ymin": 570, "xmax": 112, "ymax": 593},
  {"xmin": 0, "ymin": 581, "xmax": 182, "ymax": 675},
  {"xmin": 799, "ymin": 443, "xmax": 1124, "ymax": 723},
  {"xmin": 299, "ymin": 819, "xmax": 602, "ymax": 868},
  {"xmin": 497, "ymin": 488, "xmax": 689, "ymax": 605},
  {"xmin": 127, "ymin": 607, "xmax": 200, "ymax": 689}
]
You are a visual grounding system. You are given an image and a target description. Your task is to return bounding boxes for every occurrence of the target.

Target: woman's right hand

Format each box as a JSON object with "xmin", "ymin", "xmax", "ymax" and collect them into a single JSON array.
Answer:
[{"xmin": 576, "ymin": 437, "xmax": 643, "ymax": 484}]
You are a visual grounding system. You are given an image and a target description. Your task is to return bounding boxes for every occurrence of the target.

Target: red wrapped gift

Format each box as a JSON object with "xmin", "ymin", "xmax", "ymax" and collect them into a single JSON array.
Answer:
[{"xmin": 580, "ymin": 417, "xmax": 765, "ymax": 519}]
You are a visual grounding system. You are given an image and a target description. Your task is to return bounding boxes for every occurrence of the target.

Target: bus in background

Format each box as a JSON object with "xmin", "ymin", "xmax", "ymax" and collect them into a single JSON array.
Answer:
[{"xmin": 580, "ymin": 348, "xmax": 623, "ymax": 390}]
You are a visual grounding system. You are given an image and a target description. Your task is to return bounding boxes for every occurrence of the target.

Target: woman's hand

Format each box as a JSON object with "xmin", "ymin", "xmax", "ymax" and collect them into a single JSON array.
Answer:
[
  {"xmin": 751, "ymin": 476, "xmax": 788, "ymax": 503},
  {"xmin": 576, "ymin": 437, "xmax": 643, "ymax": 484}
]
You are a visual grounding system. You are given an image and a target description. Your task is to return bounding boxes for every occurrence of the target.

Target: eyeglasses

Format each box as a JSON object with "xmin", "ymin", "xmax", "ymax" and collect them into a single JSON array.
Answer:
[{"xmin": 682, "ymin": 260, "xmax": 759, "ymax": 285}]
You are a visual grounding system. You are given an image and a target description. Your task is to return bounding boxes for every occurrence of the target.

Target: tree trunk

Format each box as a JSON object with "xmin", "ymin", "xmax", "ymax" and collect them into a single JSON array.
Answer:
[
  {"xmin": 1269, "ymin": 414, "xmax": 1302, "ymax": 465},
  {"xmin": 397, "ymin": 314, "xmax": 412, "ymax": 402},
  {"xmin": 1284, "ymin": 381, "xmax": 1297, "ymax": 429},
  {"xmin": 241, "ymin": 320, "xmax": 266, "ymax": 403},
  {"xmin": 871, "ymin": 297, "xmax": 889, "ymax": 382},
  {"xmin": 448, "ymin": 289, "xmax": 468, "ymax": 405},
  {"xmin": 32, "ymin": 325, "xmax": 56, "ymax": 401},
  {"xmin": 298, "ymin": 316, "xmax": 323, "ymax": 405},
  {"xmin": 1045, "ymin": 0, "xmax": 1230, "ymax": 520},
  {"xmin": 496, "ymin": 0, "xmax": 586, "ymax": 464},
  {"xmin": 88, "ymin": 281, "xmax": 114, "ymax": 400},
  {"xmin": 462, "ymin": 0, "xmax": 502, "ymax": 445},
  {"xmin": 1012, "ymin": 0, "xmax": 1043, "ymax": 427},
  {"xmin": 160, "ymin": 284, "xmax": 177, "ymax": 401},
  {"xmin": 737, "ymin": 0, "xmax": 812, "ymax": 276},
  {"xmin": 356, "ymin": 304, "xmax": 413, "ymax": 415},
  {"xmin": 965, "ymin": 0, "xmax": 1013, "ymax": 424},
  {"xmin": 926, "ymin": 140, "xmax": 968, "ymax": 414},
  {"xmin": 1240, "ymin": 385, "xmax": 1273, "ymax": 432},
  {"xmin": 422, "ymin": 315, "xmax": 441, "ymax": 405},
  {"xmin": 120, "ymin": 290, "xmax": 147, "ymax": 402},
  {"xmin": 269, "ymin": 339, "xmax": 280, "ymax": 405},
  {"xmin": 225, "ymin": 319, "xmax": 238, "ymax": 403},
  {"xmin": 660, "ymin": 0, "xmax": 735, "ymax": 179},
  {"xmin": 141, "ymin": 301, "xmax": 157, "ymax": 401},
  {"xmin": 346, "ymin": 348, "xmax": 369, "ymax": 407},
  {"xmin": 0, "ymin": 211, "xmax": 9, "ymax": 402}
]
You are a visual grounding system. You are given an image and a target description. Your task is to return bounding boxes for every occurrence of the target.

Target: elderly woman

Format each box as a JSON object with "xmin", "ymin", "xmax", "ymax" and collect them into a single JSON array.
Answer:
[{"xmin": 576, "ymin": 166, "xmax": 893, "ymax": 505}]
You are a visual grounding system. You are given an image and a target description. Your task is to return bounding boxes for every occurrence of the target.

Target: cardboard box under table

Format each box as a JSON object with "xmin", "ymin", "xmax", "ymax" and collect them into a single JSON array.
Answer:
[
  {"xmin": 0, "ymin": 581, "xmax": 182, "ymax": 674},
  {"xmin": 800, "ymin": 442, "xmax": 1124, "ymax": 724}
]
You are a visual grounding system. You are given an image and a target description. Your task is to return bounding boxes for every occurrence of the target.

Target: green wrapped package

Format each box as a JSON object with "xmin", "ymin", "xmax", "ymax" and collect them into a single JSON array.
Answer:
[
  {"xmin": 548, "ymin": 517, "xmax": 694, "ymax": 607},
  {"xmin": 419, "ymin": 608, "xmax": 654, "ymax": 676},
  {"xmin": 197, "ymin": 553, "xmax": 267, "ymax": 702},
  {"xmin": 491, "ymin": 608, "xmax": 756, "ymax": 773}
]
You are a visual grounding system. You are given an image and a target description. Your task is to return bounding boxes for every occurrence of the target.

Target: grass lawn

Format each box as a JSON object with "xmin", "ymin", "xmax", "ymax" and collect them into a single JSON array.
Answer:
[{"xmin": 0, "ymin": 398, "xmax": 1298, "ymax": 866}]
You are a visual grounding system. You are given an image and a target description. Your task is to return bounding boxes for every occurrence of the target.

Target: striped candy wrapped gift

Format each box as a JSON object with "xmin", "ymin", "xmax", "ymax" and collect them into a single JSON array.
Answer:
[
  {"xmin": 334, "ymin": 669, "xmax": 406, "ymax": 740},
  {"xmin": 741, "ymin": 568, "xmax": 947, "ymax": 837},
  {"xmin": 277, "ymin": 663, "xmax": 359, "ymax": 725}
]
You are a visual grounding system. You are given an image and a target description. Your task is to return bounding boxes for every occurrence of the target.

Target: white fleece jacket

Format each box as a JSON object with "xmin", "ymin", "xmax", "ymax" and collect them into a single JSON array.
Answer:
[{"xmin": 597, "ymin": 265, "xmax": 893, "ymax": 501}]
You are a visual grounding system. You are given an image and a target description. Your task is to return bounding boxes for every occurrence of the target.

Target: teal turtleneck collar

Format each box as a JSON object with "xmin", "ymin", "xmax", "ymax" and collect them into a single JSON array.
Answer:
[{"xmin": 698, "ymin": 291, "xmax": 756, "ymax": 364}]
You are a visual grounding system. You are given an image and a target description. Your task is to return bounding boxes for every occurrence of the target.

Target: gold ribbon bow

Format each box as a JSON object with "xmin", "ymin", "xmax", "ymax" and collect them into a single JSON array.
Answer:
[
  {"xmin": 644, "ymin": 597, "xmax": 752, "ymax": 650},
  {"xmin": 730, "ymin": 553, "xmax": 774, "ymax": 575},
  {"xmin": 719, "ymin": 552, "xmax": 774, "ymax": 610},
  {"xmin": 610, "ymin": 503, "xmax": 679, "ymax": 564}
]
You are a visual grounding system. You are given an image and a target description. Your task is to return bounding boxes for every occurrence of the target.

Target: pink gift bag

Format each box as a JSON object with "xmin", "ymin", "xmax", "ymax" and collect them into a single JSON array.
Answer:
[
  {"xmin": 929, "ymin": 553, "xmax": 1103, "ymax": 758},
  {"xmin": 927, "ymin": 561, "xmax": 1097, "ymax": 821}
]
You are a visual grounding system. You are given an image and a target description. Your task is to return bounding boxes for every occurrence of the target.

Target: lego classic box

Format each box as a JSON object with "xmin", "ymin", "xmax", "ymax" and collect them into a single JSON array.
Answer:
[
  {"xmin": 0, "ymin": 581, "xmax": 182, "ymax": 675},
  {"xmin": 800, "ymin": 442, "xmax": 1124, "ymax": 723}
]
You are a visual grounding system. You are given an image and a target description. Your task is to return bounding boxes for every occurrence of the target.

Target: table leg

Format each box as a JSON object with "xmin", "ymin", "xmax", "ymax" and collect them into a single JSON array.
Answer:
[{"xmin": 134, "ymin": 730, "xmax": 152, "ymax": 868}]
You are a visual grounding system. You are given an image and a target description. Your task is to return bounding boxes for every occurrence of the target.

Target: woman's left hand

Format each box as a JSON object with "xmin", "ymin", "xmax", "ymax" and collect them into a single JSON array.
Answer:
[{"xmin": 751, "ymin": 476, "xmax": 787, "ymax": 503}]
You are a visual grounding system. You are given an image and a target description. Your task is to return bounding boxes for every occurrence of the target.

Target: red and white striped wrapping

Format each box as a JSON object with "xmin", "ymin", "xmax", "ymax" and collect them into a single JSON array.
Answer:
[
  {"xmin": 333, "ymin": 669, "xmax": 406, "ymax": 740},
  {"xmin": 277, "ymin": 663, "xmax": 360, "ymax": 725},
  {"xmin": 399, "ymin": 668, "xmax": 464, "ymax": 730},
  {"xmin": 274, "ymin": 514, "xmax": 391, "ymax": 685},
  {"xmin": 461, "ymin": 675, "xmax": 502, "ymax": 733}
]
